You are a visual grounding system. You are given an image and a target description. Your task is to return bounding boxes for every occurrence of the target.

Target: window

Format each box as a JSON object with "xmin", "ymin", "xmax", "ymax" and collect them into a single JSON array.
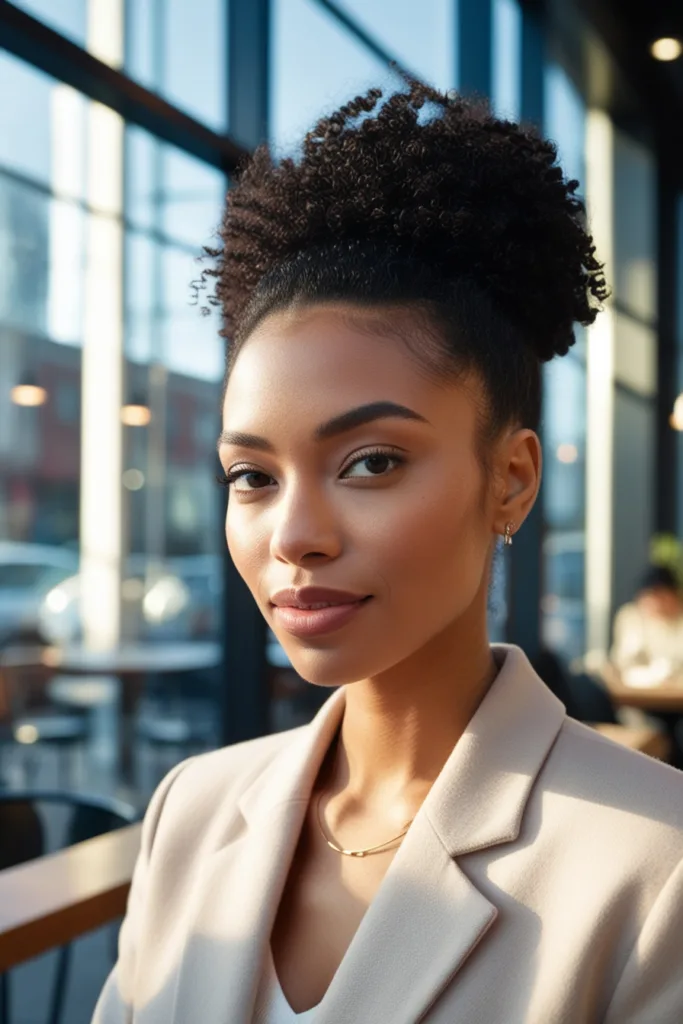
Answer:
[
  {"xmin": 541, "ymin": 63, "xmax": 588, "ymax": 662},
  {"xmin": 331, "ymin": 0, "xmax": 455, "ymax": 90},
  {"xmin": 492, "ymin": 0, "xmax": 521, "ymax": 121},
  {"xmin": 270, "ymin": 0, "xmax": 406, "ymax": 150},
  {"xmin": 126, "ymin": 0, "xmax": 228, "ymax": 130},
  {"xmin": 11, "ymin": 0, "xmax": 87, "ymax": 49},
  {"xmin": 0, "ymin": 14, "xmax": 228, "ymax": 810}
]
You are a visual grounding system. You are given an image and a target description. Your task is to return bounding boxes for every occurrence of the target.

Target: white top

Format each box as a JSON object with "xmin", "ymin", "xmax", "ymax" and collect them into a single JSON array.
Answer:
[
  {"xmin": 252, "ymin": 946, "xmax": 320, "ymax": 1023},
  {"xmin": 611, "ymin": 602, "xmax": 683, "ymax": 674}
]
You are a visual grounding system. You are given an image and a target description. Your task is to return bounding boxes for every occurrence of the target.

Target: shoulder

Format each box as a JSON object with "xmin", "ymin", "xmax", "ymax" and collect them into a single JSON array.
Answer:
[
  {"xmin": 613, "ymin": 602, "xmax": 640, "ymax": 626},
  {"xmin": 542, "ymin": 715, "xmax": 683, "ymax": 851},
  {"xmin": 145, "ymin": 726, "xmax": 308, "ymax": 844}
]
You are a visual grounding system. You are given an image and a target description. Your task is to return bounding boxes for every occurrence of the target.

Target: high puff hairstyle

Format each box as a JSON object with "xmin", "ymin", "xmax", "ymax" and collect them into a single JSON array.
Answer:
[{"xmin": 204, "ymin": 80, "xmax": 608, "ymax": 443}]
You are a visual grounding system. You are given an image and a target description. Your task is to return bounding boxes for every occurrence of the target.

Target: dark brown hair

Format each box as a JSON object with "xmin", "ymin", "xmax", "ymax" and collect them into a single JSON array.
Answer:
[{"xmin": 201, "ymin": 80, "xmax": 607, "ymax": 436}]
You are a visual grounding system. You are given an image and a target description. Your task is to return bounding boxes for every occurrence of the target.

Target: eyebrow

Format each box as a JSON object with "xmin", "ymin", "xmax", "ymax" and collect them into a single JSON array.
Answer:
[{"xmin": 216, "ymin": 401, "xmax": 429, "ymax": 453}]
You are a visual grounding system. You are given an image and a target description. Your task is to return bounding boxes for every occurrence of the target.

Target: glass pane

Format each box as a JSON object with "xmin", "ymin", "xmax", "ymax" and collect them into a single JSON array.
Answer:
[
  {"xmin": 544, "ymin": 63, "xmax": 586, "ymax": 191},
  {"xmin": 492, "ymin": 0, "xmax": 521, "ymax": 121},
  {"xmin": 331, "ymin": 0, "xmax": 454, "ymax": 90},
  {"xmin": 541, "ymin": 62, "xmax": 588, "ymax": 665},
  {"xmin": 613, "ymin": 129, "xmax": 657, "ymax": 324},
  {"xmin": 542, "ymin": 355, "xmax": 587, "ymax": 662},
  {"xmin": 11, "ymin": 0, "xmax": 87, "ymax": 47},
  {"xmin": 271, "ymin": 0, "xmax": 406, "ymax": 151},
  {"xmin": 125, "ymin": 127, "xmax": 226, "ymax": 248},
  {"xmin": 0, "ymin": 52, "xmax": 53, "ymax": 185},
  {"xmin": 676, "ymin": 196, "xmax": 683, "ymax": 539},
  {"xmin": 0, "ymin": 54, "xmax": 227, "ymax": 808},
  {"xmin": 0, "ymin": 54, "xmax": 88, "ymax": 198},
  {"xmin": 126, "ymin": 0, "xmax": 228, "ymax": 130}
]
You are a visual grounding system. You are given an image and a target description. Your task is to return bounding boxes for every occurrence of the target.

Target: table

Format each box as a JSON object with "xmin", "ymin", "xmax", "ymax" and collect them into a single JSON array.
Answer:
[
  {"xmin": 600, "ymin": 663, "xmax": 683, "ymax": 768},
  {"xmin": 0, "ymin": 642, "xmax": 223, "ymax": 785},
  {"xmin": 590, "ymin": 723, "xmax": 672, "ymax": 761},
  {"xmin": 601, "ymin": 663, "xmax": 683, "ymax": 715}
]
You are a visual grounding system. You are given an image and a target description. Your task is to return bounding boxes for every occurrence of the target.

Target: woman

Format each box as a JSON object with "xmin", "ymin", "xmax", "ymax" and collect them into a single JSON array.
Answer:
[
  {"xmin": 93, "ymin": 84, "xmax": 683, "ymax": 1023},
  {"xmin": 612, "ymin": 565, "xmax": 683, "ymax": 679}
]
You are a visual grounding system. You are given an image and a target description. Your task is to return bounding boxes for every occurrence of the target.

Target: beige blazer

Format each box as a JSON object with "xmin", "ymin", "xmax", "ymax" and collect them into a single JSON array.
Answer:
[{"xmin": 92, "ymin": 645, "xmax": 683, "ymax": 1024}]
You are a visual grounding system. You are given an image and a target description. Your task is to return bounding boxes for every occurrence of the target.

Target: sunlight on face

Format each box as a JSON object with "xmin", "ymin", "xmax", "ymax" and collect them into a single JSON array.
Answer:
[{"xmin": 219, "ymin": 304, "xmax": 498, "ymax": 686}]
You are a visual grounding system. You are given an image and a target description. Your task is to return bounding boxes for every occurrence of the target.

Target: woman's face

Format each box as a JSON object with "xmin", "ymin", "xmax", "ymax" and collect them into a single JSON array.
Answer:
[{"xmin": 220, "ymin": 304, "xmax": 530, "ymax": 687}]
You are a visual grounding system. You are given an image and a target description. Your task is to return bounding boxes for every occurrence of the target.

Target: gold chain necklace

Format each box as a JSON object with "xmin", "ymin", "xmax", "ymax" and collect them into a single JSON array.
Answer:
[{"xmin": 315, "ymin": 789, "xmax": 414, "ymax": 858}]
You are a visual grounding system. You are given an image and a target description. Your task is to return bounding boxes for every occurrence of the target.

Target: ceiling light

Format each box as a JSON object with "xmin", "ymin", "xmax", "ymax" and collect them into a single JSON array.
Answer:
[
  {"xmin": 122, "ymin": 468, "xmax": 145, "ymax": 490},
  {"xmin": 121, "ymin": 403, "xmax": 151, "ymax": 427},
  {"xmin": 11, "ymin": 371, "xmax": 48, "ymax": 407},
  {"xmin": 11, "ymin": 384, "xmax": 48, "ymax": 407},
  {"xmin": 670, "ymin": 394, "xmax": 683, "ymax": 430},
  {"xmin": 556, "ymin": 443, "xmax": 579, "ymax": 464},
  {"xmin": 650, "ymin": 37, "xmax": 682, "ymax": 61}
]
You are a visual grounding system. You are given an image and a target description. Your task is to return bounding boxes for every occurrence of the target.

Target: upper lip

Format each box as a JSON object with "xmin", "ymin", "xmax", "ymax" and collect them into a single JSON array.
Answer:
[{"xmin": 270, "ymin": 586, "xmax": 369, "ymax": 609}]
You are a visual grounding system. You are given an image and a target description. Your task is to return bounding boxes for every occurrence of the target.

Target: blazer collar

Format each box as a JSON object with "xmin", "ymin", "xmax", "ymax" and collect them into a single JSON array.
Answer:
[
  {"xmin": 239, "ymin": 643, "xmax": 565, "ymax": 855},
  {"xmin": 170, "ymin": 645, "xmax": 566, "ymax": 1024},
  {"xmin": 425, "ymin": 643, "xmax": 566, "ymax": 856}
]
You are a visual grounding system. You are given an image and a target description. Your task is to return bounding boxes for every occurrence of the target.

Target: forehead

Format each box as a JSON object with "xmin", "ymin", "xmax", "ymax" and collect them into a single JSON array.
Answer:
[{"xmin": 223, "ymin": 304, "xmax": 483, "ymax": 430}]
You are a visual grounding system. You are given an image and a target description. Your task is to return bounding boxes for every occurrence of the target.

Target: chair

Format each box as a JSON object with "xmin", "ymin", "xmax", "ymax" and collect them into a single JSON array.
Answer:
[
  {"xmin": 135, "ymin": 698, "xmax": 215, "ymax": 784},
  {"xmin": 0, "ymin": 650, "xmax": 89, "ymax": 787},
  {"xmin": 134, "ymin": 668, "xmax": 218, "ymax": 785},
  {"xmin": 10, "ymin": 713, "xmax": 88, "ymax": 787},
  {"xmin": 0, "ymin": 789, "xmax": 139, "ymax": 1024},
  {"xmin": 531, "ymin": 648, "xmax": 618, "ymax": 724}
]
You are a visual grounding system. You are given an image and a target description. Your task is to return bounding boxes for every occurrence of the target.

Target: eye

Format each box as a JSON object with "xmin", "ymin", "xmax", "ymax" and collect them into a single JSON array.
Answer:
[
  {"xmin": 217, "ymin": 468, "xmax": 275, "ymax": 493},
  {"xmin": 341, "ymin": 449, "xmax": 405, "ymax": 479}
]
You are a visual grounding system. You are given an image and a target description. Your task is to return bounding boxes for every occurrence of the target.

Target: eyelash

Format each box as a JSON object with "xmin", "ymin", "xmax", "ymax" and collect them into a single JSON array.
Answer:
[{"xmin": 216, "ymin": 446, "xmax": 406, "ymax": 491}]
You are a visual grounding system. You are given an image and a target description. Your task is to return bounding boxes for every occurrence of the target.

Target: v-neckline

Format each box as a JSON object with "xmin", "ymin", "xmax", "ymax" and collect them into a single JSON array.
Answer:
[{"xmin": 268, "ymin": 944, "xmax": 321, "ymax": 1020}]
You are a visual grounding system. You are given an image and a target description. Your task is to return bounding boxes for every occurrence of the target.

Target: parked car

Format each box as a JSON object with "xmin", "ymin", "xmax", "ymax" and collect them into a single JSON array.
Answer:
[
  {"xmin": 38, "ymin": 553, "xmax": 223, "ymax": 644},
  {"xmin": 0, "ymin": 542, "xmax": 79, "ymax": 645}
]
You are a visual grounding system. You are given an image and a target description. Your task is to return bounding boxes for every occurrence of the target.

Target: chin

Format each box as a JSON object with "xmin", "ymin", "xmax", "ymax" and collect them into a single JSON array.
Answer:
[
  {"xmin": 285, "ymin": 649, "xmax": 365, "ymax": 688},
  {"xmin": 278, "ymin": 638, "xmax": 402, "ymax": 689}
]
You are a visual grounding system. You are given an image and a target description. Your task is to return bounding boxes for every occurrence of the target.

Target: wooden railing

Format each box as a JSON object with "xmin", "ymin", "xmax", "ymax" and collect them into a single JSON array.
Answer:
[{"xmin": 0, "ymin": 823, "xmax": 141, "ymax": 971}]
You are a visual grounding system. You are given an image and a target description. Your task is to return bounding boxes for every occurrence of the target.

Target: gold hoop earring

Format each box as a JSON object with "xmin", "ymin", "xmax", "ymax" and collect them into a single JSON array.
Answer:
[{"xmin": 503, "ymin": 522, "xmax": 515, "ymax": 547}]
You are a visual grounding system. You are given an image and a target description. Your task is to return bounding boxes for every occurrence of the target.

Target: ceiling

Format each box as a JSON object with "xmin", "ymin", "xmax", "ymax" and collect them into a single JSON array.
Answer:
[{"xmin": 576, "ymin": 0, "xmax": 683, "ymax": 170}]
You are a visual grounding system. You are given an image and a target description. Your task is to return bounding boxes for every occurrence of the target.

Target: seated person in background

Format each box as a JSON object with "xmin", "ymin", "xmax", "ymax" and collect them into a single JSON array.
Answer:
[{"xmin": 612, "ymin": 565, "xmax": 683, "ymax": 685}]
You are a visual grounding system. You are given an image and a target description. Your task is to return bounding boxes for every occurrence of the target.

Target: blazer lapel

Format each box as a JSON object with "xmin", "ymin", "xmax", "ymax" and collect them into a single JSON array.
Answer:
[
  {"xmin": 315, "ymin": 645, "xmax": 566, "ymax": 1024},
  {"xmin": 170, "ymin": 645, "xmax": 565, "ymax": 1024},
  {"xmin": 314, "ymin": 810, "xmax": 498, "ymax": 1024},
  {"xmin": 169, "ymin": 687, "xmax": 346, "ymax": 1024}
]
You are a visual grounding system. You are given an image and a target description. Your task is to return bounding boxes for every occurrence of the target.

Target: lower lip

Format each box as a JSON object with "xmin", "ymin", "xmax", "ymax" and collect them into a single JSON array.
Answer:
[{"xmin": 272, "ymin": 599, "xmax": 370, "ymax": 638}]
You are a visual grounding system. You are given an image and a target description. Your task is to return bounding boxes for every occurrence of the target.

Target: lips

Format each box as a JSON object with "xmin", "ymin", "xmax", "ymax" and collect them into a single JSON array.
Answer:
[
  {"xmin": 270, "ymin": 587, "xmax": 371, "ymax": 638},
  {"xmin": 270, "ymin": 586, "xmax": 369, "ymax": 609}
]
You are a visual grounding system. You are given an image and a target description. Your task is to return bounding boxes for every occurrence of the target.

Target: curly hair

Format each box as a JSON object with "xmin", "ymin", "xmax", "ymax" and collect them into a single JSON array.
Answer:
[{"xmin": 203, "ymin": 80, "xmax": 608, "ymax": 435}]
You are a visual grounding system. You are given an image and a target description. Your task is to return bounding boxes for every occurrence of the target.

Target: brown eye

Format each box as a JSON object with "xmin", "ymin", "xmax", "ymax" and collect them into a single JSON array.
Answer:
[
  {"xmin": 227, "ymin": 469, "xmax": 274, "ymax": 492},
  {"xmin": 342, "ymin": 452, "xmax": 403, "ymax": 479}
]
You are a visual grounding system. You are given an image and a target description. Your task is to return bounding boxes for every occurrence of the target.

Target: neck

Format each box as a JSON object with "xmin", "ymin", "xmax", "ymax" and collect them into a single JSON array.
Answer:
[{"xmin": 331, "ymin": 616, "xmax": 497, "ymax": 813}]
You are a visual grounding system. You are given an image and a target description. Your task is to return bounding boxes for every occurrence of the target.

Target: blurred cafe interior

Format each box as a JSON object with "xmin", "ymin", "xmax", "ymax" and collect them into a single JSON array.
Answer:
[{"xmin": 1, "ymin": 0, "xmax": 683, "ymax": 1018}]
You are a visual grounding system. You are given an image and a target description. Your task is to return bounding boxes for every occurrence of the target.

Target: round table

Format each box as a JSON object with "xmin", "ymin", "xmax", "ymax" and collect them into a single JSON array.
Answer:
[{"xmin": 0, "ymin": 642, "xmax": 223, "ymax": 785}]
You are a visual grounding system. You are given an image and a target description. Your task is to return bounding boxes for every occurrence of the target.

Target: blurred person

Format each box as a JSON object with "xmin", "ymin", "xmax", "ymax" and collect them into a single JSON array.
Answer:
[
  {"xmin": 612, "ymin": 565, "xmax": 683, "ymax": 681},
  {"xmin": 93, "ymin": 83, "xmax": 683, "ymax": 1024}
]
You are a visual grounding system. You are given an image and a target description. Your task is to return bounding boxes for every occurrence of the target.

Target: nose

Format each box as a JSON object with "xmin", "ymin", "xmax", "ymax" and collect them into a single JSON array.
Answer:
[{"xmin": 269, "ymin": 479, "xmax": 343, "ymax": 567}]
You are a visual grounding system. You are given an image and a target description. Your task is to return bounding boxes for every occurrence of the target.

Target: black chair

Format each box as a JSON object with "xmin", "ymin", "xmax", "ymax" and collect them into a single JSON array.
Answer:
[
  {"xmin": 134, "ymin": 668, "xmax": 218, "ymax": 785},
  {"xmin": 0, "ymin": 789, "xmax": 140, "ymax": 1024},
  {"xmin": 0, "ymin": 646, "xmax": 89, "ymax": 787},
  {"xmin": 531, "ymin": 648, "xmax": 618, "ymax": 724}
]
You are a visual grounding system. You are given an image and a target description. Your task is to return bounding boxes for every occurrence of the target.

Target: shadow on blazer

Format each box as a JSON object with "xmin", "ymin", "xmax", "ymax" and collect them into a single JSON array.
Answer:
[{"xmin": 92, "ymin": 645, "xmax": 683, "ymax": 1024}]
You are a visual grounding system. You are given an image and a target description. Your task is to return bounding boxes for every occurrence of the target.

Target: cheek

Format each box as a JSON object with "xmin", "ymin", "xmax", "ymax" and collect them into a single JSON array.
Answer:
[
  {"xmin": 225, "ymin": 504, "xmax": 269, "ymax": 598},
  {"xmin": 364, "ymin": 462, "xmax": 490, "ymax": 611}
]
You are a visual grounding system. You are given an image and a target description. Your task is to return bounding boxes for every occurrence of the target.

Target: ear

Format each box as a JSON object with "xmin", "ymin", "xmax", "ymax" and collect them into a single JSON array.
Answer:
[{"xmin": 491, "ymin": 429, "xmax": 542, "ymax": 543}]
